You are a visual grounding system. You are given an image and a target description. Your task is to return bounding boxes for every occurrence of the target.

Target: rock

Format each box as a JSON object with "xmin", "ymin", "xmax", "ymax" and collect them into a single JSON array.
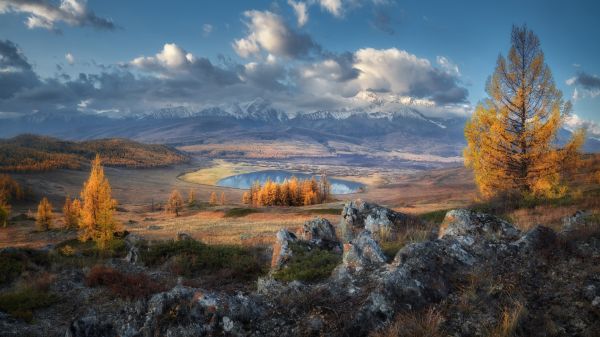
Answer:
[
  {"xmin": 561, "ymin": 210, "xmax": 590, "ymax": 233},
  {"xmin": 124, "ymin": 233, "xmax": 143, "ymax": 264},
  {"xmin": 270, "ymin": 229, "xmax": 298, "ymax": 269},
  {"xmin": 512, "ymin": 225, "xmax": 557, "ymax": 252},
  {"xmin": 438, "ymin": 209, "xmax": 521, "ymax": 241},
  {"xmin": 342, "ymin": 231, "xmax": 388, "ymax": 272},
  {"xmin": 176, "ymin": 232, "xmax": 193, "ymax": 241},
  {"xmin": 301, "ymin": 218, "xmax": 340, "ymax": 250},
  {"xmin": 65, "ymin": 315, "xmax": 115, "ymax": 337},
  {"xmin": 340, "ymin": 199, "xmax": 416, "ymax": 241}
]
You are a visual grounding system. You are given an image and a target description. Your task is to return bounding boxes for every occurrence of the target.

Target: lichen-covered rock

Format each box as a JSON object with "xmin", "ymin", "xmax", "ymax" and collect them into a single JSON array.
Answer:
[
  {"xmin": 438, "ymin": 209, "xmax": 521, "ymax": 241},
  {"xmin": 342, "ymin": 231, "xmax": 388, "ymax": 272},
  {"xmin": 301, "ymin": 218, "xmax": 340, "ymax": 250},
  {"xmin": 340, "ymin": 199, "xmax": 416, "ymax": 241},
  {"xmin": 270, "ymin": 229, "xmax": 298, "ymax": 269},
  {"xmin": 124, "ymin": 233, "xmax": 143, "ymax": 264}
]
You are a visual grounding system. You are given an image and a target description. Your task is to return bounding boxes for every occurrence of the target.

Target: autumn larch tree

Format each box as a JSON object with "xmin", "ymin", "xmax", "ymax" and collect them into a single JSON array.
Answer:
[
  {"xmin": 79, "ymin": 155, "xmax": 119, "ymax": 249},
  {"xmin": 36, "ymin": 197, "xmax": 53, "ymax": 231},
  {"xmin": 464, "ymin": 25, "xmax": 584, "ymax": 199},
  {"xmin": 0, "ymin": 194, "xmax": 10, "ymax": 228},
  {"xmin": 63, "ymin": 195, "xmax": 80, "ymax": 229},
  {"xmin": 209, "ymin": 192, "xmax": 218, "ymax": 206},
  {"xmin": 220, "ymin": 192, "xmax": 226, "ymax": 205},
  {"xmin": 188, "ymin": 189, "xmax": 196, "ymax": 207},
  {"xmin": 166, "ymin": 189, "xmax": 184, "ymax": 216}
]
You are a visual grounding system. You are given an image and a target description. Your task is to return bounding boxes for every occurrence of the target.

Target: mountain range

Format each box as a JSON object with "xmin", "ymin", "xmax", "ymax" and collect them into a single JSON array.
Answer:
[{"xmin": 1, "ymin": 94, "xmax": 598, "ymax": 161}]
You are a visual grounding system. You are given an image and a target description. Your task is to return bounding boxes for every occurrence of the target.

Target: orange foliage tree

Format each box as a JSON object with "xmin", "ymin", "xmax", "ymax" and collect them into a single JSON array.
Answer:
[
  {"xmin": 36, "ymin": 197, "xmax": 53, "ymax": 231},
  {"xmin": 243, "ymin": 176, "xmax": 331, "ymax": 207},
  {"xmin": 79, "ymin": 155, "xmax": 119, "ymax": 249},
  {"xmin": 63, "ymin": 195, "xmax": 80, "ymax": 229},
  {"xmin": 209, "ymin": 192, "xmax": 218, "ymax": 206},
  {"xmin": 166, "ymin": 189, "xmax": 184, "ymax": 216},
  {"xmin": 464, "ymin": 25, "xmax": 584, "ymax": 199}
]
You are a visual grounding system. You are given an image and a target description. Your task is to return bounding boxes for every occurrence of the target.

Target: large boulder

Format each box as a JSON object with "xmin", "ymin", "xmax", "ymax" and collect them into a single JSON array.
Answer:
[
  {"xmin": 438, "ymin": 209, "xmax": 521, "ymax": 241},
  {"xmin": 342, "ymin": 231, "xmax": 388, "ymax": 272},
  {"xmin": 561, "ymin": 210, "xmax": 591, "ymax": 233},
  {"xmin": 340, "ymin": 199, "xmax": 417, "ymax": 241},
  {"xmin": 301, "ymin": 218, "xmax": 340, "ymax": 250},
  {"xmin": 270, "ymin": 229, "xmax": 298, "ymax": 270}
]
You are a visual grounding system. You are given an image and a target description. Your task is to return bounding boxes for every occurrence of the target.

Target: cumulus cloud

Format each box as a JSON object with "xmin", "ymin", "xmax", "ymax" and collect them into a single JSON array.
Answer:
[
  {"xmin": 566, "ymin": 71, "xmax": 600, "ymax": 99},
  {"xmin": 0, "ymin": 0, "xmax": 115, "ymax": 31},
  {"xmin": 436, "ymin": 56, "xmax": 460, "ymax": 76},
  {"xmin": 565, "ymin": 114, "xmax": 600, "ymax": 140},
  {"xmin": 202, "ymin": 23, "xmax": 213, "ymax": 37},
  {"xmin": 233, "ymin": 10, "xmax": 319, "ymax": 59},
  {"xmin": 288, "ymin": 0, "xmax": 308, "ymax": 26}
]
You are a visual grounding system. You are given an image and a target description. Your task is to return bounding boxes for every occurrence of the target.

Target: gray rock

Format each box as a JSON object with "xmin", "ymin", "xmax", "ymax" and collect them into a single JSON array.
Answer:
[
  {"xmin": 124, "ymin": 233, "xmax": 144, "ymax": 264},
  {"xmin": 561, "ymin": 210, "xmax": 591, "ymax": 233},
  {"xmin": 340, "ymin": 199, "xmax": 417, "ymax": 241},
  {"xmin": 438, "ymin": 209, "xmax": 521, "ymax": 241},
  {"xmin": 65, "ymin": 315, "xmax": 115, "ymax": 337},
  {"xmin": 176, "ymin": 232, "xmax": 193, "ymax": 241},
  {"xmin": 342, "ymin": 231, "xmax": 388, "ymax": 272},
  {"xmin": 270, "ymin": 229, "xmax": 298, "ymax": 270},
  {"xmin": 301, "ymin": 218, "xmax": 340, "ymax": 250},
  {"xmin": 512, "ymin": 225, "xmax": 557, "ymax": 252}
]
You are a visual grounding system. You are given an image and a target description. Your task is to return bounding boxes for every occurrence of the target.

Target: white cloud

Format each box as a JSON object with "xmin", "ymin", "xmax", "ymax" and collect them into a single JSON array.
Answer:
[
  {"xmin": 565, "ymin": 114, "xmax": 600, "ymax": 139},
  {"xmin": 233, "ymin": 10, "xmax": 318, "ymax": 59},
  {"xmin": 566, "ymin": 71, "xmax": 600, "ymax": 99},
  {"xmin": 317, "ymin": 0, "xmax": 343, "ymax": 17},
  {"xmin": 297, "ymin": 48, "xmax": 467, "ymax": 105},
  {"xmin": 65, "ymin": 52, "xmax": 75, "ymax": 65},
  {"xmin": 288, "ymin": 0, "xmax": 308, "ymax": 27},
  {"xmin": 0, "ymin": 0, "xmax": 114, "ymax": 31},
  {"xmin": 131, "ymin": 43, "xmax": 195, "ymax": 70},
  {"xmin": 202, "ymin": 23, "xmax": 213, "ymax": 37}
]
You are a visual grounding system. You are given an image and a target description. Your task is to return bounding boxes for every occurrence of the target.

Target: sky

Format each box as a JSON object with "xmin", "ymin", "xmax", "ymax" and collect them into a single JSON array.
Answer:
[{"xmin": 0, "ymin": 0, "xmax": 599, "ymax": 135}]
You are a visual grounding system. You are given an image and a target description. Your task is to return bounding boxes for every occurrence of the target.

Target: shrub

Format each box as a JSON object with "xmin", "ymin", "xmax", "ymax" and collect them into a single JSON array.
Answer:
[
  {"xmin": 54, "ymin": 237, "xmax": 127, "ymax": 258},
  {"xmin": 85, "ymin": 265, "xmax": 165, "ymax": 299},
  {"xmin": 0, "ymin": 287, "xmax": 58, "ymax": 322},
  {"xmin": 140, "ymin": 239, "xmax": 266, "ymax": 281},
  {"xmin": 223, "ymin": 208, "xmax": 261, "ymax": 218},
  {"xmin": 417, "ymin": 209, "xmax": 449, "ymax": 225},
  {"xmin": 273, "ymin": 242, "xmax": 341, "ymax": 282},
  {"xmin": 0, "ymin": 249, "xmax": 50, "ymax": 286}
]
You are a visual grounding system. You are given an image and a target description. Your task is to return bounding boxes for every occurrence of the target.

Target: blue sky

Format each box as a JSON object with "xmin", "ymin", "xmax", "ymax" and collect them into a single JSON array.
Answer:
[{"xmin": 0, "ymin": 0, "xmax": 599, "ymax": 133}]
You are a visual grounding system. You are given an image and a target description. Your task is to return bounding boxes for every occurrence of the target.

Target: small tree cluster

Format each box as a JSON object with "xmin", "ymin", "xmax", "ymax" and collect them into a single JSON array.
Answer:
[
  {"xmin": 242, "ymin": 176, "xmax": 331, "ymax": 207},
  {"xmin": 166, "ymin": 189, "xmax": 184, "ymax": 216}
]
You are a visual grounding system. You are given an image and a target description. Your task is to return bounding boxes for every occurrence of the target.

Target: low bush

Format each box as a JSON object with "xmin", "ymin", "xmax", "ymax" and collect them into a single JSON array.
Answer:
[
  {"xmin": 273, "ymin": 242, "xmax": 341, "ymax": 282},
  {"xmin": 85, "ymin": 265, "xmax": 166, "ymax": 299},
  {"xmin": 54, "ymin": 237, "xmax": 127, "ymax": 258},
  {"xmin": 0, "ymin": 287, "xmax": 58, "ymax": 322},
  {"xmin": 304, "ymin": 208, "xmax": 342, "ymax": 215},
  {"xmin": 0, "ymin": 249, "xmax": 49, "ymax": 286},
  {"xmin": 140, "ymin": 239, "xmax": 266, "ymax": 281},
  {"xmin": 223, "ymin": 208, "xmax": 261, "ymax": 218}
]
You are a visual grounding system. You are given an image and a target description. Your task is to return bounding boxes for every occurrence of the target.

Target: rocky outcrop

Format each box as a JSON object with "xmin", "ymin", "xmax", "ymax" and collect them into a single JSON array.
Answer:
[
  {"xmin": 59, "ymin": 201, "xmax": 600, "ymax": 337},
  {"xmin": 340, "ymin": 199, "xmax": 418, "ymax": 241}
]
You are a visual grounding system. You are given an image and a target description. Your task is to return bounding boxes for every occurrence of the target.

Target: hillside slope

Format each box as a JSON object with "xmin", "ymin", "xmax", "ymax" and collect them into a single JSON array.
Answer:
[{"xmin": 0, "ymin": 134, "xmax": 189, "ymax": 172}]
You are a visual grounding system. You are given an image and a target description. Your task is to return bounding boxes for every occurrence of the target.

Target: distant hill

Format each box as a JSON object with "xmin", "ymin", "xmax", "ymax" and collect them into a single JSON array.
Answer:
[{"xmin": 0, "ymin": 134, "xmax": 189, "ymax": 172}]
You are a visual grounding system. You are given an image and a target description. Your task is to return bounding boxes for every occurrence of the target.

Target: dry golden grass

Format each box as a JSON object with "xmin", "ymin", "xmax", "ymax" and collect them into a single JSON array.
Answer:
[
  {"xmin": 179, "ymin": 159, "xmax": 256, "ymax": 185},
  {"xmin": 370, "ymin": 307, "xmax": 445, "ymax": 337},
  {"xmin": 489, "ymin": 301, "xmax": 526, "ymax": 337}
]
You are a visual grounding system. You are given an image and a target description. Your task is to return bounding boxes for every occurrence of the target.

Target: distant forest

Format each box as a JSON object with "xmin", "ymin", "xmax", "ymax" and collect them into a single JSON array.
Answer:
[{"xmin": 0, "ymin": 134, "xmax": 189, "ymax": 172}]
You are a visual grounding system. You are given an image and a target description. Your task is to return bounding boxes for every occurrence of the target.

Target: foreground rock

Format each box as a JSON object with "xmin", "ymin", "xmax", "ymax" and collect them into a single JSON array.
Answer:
[{"xmin": 2, "ymin": 201, "xmax": 598, "ymax": 337}]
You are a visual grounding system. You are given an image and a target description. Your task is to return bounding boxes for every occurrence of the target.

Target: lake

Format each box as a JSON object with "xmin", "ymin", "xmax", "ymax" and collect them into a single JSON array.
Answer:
[{"xmin": 216, "ymin": 170, "xmax": 365, "ymax": 194}]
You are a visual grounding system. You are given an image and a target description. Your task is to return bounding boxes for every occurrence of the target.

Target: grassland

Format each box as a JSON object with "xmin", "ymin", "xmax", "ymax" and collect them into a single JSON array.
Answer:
[{"xmin": 178, "ymin": 159, "xmax": 257, "ymax": 185}]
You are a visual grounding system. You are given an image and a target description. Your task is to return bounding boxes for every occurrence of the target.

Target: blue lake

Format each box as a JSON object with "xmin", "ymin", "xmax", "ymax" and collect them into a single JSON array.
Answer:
[{"xmin": 216, "ymin": 170, "xmax": 365, "ymax": 194}]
